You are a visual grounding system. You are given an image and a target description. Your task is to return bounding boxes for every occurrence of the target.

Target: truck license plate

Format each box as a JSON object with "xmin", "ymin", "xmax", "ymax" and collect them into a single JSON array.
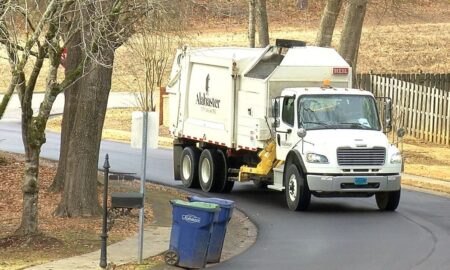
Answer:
[{"xmin": 354, "ymin": 177, "xmax": 368, "ymax": 185}]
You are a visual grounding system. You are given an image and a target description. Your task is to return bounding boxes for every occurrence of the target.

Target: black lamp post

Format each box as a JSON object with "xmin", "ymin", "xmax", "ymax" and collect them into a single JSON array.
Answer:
[{"xmin": 100, "ymin": 154, "xmax": 110, "ymax": 268}]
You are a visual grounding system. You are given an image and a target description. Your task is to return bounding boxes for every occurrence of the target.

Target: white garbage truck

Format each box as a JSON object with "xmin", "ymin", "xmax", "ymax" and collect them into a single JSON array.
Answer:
[{"xmin": 167, "ymin": 40, "xmax": 403, "ymax": 211}]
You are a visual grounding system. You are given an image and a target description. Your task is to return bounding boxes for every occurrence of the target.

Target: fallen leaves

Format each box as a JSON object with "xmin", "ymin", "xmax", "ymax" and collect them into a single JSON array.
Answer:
[{"xmin": 0, "ymin": 151, "xmax": 184, "ymax": 269}]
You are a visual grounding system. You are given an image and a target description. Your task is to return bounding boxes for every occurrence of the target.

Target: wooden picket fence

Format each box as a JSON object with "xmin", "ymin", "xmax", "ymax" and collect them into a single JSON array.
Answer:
[{"xmin": 356, "ymin": 73, "xmax": 450, "ymax": 145}]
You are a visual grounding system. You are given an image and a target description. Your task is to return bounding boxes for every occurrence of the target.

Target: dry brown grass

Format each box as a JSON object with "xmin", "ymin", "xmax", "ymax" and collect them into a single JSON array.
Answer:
[
  {"xmin": 1, "ymin": 1, "xmax": 449, "ymax": 93},
  {"xmin": 401, "ymin": 136, "xmax": 450, "ymax": 181},
  {"xmin": 47, "ymin": 108, "xmax": 172, "ymax": 144}
]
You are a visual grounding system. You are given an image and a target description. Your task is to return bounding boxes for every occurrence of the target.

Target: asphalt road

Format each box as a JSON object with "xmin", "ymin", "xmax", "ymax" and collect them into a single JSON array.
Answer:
[{"xmin": 1, "ymin": 122, "xmax": 450, "ymax": 270}]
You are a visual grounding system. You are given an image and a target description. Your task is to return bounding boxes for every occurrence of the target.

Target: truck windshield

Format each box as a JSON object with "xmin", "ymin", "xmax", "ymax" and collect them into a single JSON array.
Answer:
[{"xmin": 298, "ymin": 95, "xmax": 381, "ymax": 130}]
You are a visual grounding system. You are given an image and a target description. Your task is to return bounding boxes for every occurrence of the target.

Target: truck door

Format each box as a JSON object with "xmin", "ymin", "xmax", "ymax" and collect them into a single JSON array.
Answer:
[{"xmin": 276, "ymin": 96, "xmax": 297, "ymax": 160}]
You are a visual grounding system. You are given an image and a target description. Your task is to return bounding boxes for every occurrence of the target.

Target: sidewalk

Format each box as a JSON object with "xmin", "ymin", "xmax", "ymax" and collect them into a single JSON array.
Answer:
[
  {"xmin": 27, "ymin": 226, "xmax": 171, "ymax": 270},
  {"xmin": 26, "ymin": 208, "xmax": 257, "ymax": 270}
]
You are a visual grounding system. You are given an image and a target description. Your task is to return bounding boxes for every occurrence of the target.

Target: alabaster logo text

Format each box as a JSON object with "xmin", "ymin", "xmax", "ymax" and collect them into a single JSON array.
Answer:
[
  {"xmin": 182, "ymin": 214, "xmax": 201, "ymax": 224},
  {"xmin": 196, "ymin": 92, "xmax": 221, "ymax": 108}
]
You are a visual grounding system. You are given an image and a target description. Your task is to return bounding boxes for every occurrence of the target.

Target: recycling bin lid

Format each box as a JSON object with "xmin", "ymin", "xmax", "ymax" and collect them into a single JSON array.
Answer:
[
  {"xmin": 189, "ymin": 196, "xmax": 234, "ymax": 208},
  {"xmin": 170, "ymin": 199, "xmax": 220, "ymax": 212}
]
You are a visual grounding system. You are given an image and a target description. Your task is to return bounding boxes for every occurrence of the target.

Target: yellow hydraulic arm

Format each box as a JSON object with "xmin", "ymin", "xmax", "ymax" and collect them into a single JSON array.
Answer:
[{"xmin": 239, "ymin": 141, "xmax": 283, "ymax": 181}]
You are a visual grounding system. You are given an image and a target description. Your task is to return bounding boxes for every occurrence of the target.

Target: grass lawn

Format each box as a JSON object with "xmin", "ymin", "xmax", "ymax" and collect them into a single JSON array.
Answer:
[{"xmin": 0, "ymin": 1, "xmax": 449, "ymax": 94}]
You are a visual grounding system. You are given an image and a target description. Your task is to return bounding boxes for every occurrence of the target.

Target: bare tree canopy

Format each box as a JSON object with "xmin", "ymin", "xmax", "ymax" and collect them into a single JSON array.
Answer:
[
  {"xmin": 0, "ymin": 0, "xmax": 168, "ymax": 235},
  {"xmin": 0, "ymin": 0, "xmax": 84, "ymax": 235}
]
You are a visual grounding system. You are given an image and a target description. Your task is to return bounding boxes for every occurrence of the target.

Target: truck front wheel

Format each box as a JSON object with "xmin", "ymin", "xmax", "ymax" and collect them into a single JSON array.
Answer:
[
  {"xmin": 180, "ymin": 147, "xmax": 200, "ymax": 188},
  {"xmin": 376, "ymin": 189, "xmax": 401, "ymax": 211},
  {"xmin": 285, "ymin": 164, "xmax": 311, "ymax": 211},
  {"xmin": 199, "ymin": 149, "xmax": 225, "ymax": 192}
]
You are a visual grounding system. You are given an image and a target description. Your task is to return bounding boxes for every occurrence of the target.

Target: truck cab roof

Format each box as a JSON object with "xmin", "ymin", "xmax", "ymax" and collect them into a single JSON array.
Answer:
[{"xmin": 282, "ymin": 87, "xmax": 374, "ymax": 97}]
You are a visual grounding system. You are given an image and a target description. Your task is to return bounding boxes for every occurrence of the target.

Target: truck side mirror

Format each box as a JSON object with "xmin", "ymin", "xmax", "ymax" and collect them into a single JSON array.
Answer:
[{"xmin": 384, "ymin": 98, "xmax": 392, "ymax": 133}]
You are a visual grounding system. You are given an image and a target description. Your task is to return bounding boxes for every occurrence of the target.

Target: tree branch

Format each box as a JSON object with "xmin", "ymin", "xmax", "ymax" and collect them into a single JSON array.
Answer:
[
  {"xmin": 17, "ymin": 0, "xmax": 58, "ymax": 71},
  {"xmin": 0, "ymin": 74, "xmax": 19, "ymax": 119},
  {"xmin": 0, "ymin": 40, "xmax": 44, "ymax": 58}
]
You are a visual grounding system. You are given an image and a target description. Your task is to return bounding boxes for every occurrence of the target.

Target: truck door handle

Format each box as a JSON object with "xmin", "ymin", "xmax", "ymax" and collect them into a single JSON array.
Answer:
[
  {"xmin": 286, "ymin": 129, "xmax": 292, "ymax": 134},
  {"xmin": 277, "ymin": 134, "xmax": 280, "ymax": 146}
]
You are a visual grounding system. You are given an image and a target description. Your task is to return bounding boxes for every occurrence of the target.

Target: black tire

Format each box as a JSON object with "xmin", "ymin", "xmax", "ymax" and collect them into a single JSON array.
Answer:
[
  {"xmin": 215, "ymin": 150, "xmax": 229, "ymax": 193},
  {"xmin": 180, "ymin": 147, "xmax": 200, "ymax": 188},
  {"xmin": 376, "ymin": 189, "xmax": 401, "ymax": 211},
  {"xmin": 285, "ymin": 164, "xmax": 311, "ymax": 211},
  {"xmin": 222, "ymin": 180, "xmax": 235, "ymax": 193},
  {"xmin": 253, "ymin": 179, "xmax": 268, "ymax": 189},
  {"xmin": 198, "ymin": 149, "xmax": 224, "ymax": 192},
  {"xmin": 173, "ymin": 144, "xmax": 183, "ymax": 180}
]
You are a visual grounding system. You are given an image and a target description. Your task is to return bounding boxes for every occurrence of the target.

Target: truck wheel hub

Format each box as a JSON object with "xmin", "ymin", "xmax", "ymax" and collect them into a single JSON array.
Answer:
[
  {"xmin": 201, "ymin": 158, "xmax": 211, "ymax": 184},
  {"xmin": 182, "ymin": 156, "xmax": 192, "ymax": 179},
  {"xmin": 288, "ymin": 175, "xmax": 297, "ymax": 201}
]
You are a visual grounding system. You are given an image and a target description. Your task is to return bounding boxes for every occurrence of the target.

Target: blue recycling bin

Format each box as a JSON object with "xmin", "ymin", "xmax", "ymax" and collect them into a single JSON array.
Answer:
[
  {"xmin": 165, "ymin": 200, "xmax": 220, "ymax": 269},
  {"xmin": 188, "ymin": 196, "xmax": 235, "ymax": 263}
]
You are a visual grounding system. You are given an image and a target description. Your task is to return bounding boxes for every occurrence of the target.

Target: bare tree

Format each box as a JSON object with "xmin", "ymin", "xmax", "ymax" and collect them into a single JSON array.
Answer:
[
  {"xmin": 128, "ymin": 34, "xmax": 174, "ymax": 112},
  {"xmin": 248, "ymin": 0, "xmax": 256, "ymax": 48},
  {"xmin": 0, "ymin": 0, "xmax": 83, "ymax": 235},
  {"xmin": 338, "ymin": 0, "xmax": 368, "ymax": 73},
  {"xmin": 316, "ymin": 0, "xmax": 343, "ymax": 47},
  {"xmin": 256, "ymin": 0, "xmax": 269, "ymax": 47},
  {"xmin": 126, "ymin": 3, "xmax": 187, "ymax": 112},
  {"xmin": 53, "ymin": 0, "xmax": 191, "ymax": 217}
]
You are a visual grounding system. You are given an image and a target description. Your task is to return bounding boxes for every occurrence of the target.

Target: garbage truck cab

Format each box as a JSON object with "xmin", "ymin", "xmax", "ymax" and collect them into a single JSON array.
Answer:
[{"xmin": 271, "ymin": 86, "xmax": 402, "ymax": 211}]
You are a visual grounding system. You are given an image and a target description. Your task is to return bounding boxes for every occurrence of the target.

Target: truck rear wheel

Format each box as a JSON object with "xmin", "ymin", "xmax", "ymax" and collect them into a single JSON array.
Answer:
[
  {"xmin": 217, "ymin": 150, "xmax": 234, "ymax": 193},
  {"xmin": 215, "ymin": 150, "xmax": 230, "ymax": 193},
  {"xmin": 285, "ymin": 164, "xmax": 311, "ymax": 211},
  {"xmin": 198, "ymin": 149, "xmax": 225, "ymax": 192},
  {"xmin": 376, "ymin": 189, "xmax": 401, "ymax": 211},
  {"xmin": 222, "ymin": 180, "xmax": 234, "ymax": 193},
  {"xmin": 180, "ymin": 147, "xmax": 200, "ymax": 188}
]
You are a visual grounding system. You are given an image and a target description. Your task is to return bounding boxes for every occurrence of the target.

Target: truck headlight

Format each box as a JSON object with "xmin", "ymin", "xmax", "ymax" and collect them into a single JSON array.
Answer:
[
  {"xmin": 390, "ymin": 153, "xmax": 402, "ymax": 164},
  {"xmin": 306, "ymin": 153, "xmax": 329, "ymax": 164}
]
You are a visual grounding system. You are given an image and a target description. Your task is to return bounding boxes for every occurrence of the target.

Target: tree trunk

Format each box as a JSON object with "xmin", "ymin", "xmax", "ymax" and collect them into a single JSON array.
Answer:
[
  {"xmin": 248, "ymin": 0, "xmax": 256, "ymax": 48},
  {"xmin": 55, "ymin": 50, "xmax": 114, "ymax": 217},
  {"xmin": 50, "ymin": 32, "xmax": 82, "ymax": 192},
  {"xmin": 315, "ymin": 0, "xmax": 342, "ymax": 47},
  {"xmin": 256, "ymin": 0, "xmax": 269, "ymax": 47},
  {"xmin": 16, "ymin": 146, "xmax": 40, "ymax": 235},
  {"xmin": 338, "ymin": 0, "xmax": 367, "ymax": 70}
]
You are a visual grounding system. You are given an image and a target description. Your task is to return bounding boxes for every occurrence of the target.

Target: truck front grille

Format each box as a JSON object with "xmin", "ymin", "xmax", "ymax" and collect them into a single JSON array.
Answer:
[{"xmin": 337, "ymin": 147, "xmax": 386, "ymax": 166}]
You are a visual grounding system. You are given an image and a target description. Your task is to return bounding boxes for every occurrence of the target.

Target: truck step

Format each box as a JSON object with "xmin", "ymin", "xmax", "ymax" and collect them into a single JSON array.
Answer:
[
  {"xmin": 273, "ymin": 165, "xmax": 284, "ymax": 172},
  {"xmin": 228, "ymin": 168, "xmax": 240, "ymax": 174},
  {"xmin": 228, "ymin": 177, "xmax": 239, "ymax": 182}
]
